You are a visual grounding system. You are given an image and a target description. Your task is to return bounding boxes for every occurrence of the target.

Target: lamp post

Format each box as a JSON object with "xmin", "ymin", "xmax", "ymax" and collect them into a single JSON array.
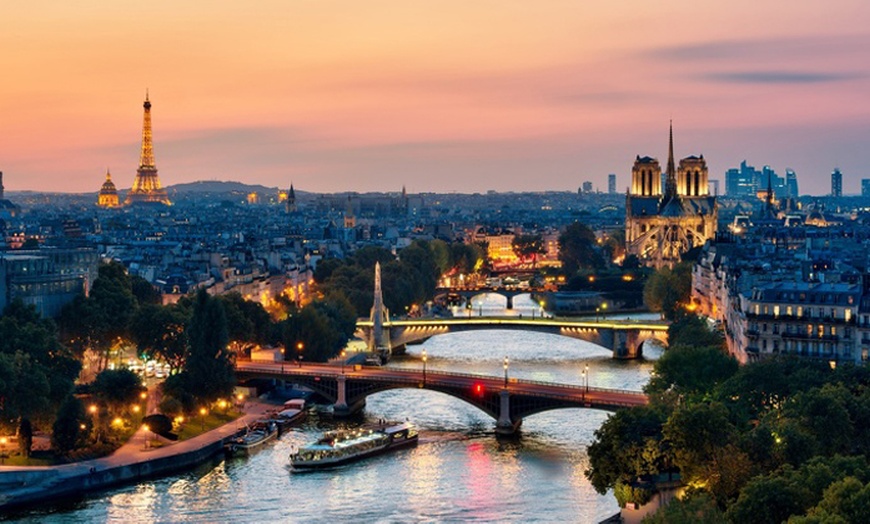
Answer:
[
  {"xmin": 503, "ymin": 356, "xmax": 509, "ymax": 388},
  {"xmin": 422, "ymin": 349, "xmax": 427, "ymax": 385},
  {"xmin": 584, "ymin": 363, "xmax": 590, "ymax": 393},
  {"xmin": 341, "ymin": 350, "xmax": 347, "ymax": 374},
  {"xmin": 199, "ymin": 407, "xmax": 207, "ymax": 432},
  {"xmin": 596, "ymin": 307, "xmax": 600, "ymax": 322},
  {"xmin": 297, "ymin": 342, "xmax": 304, "ymax": 367},
  {"xmin": 143, "ymin": 424, "xmax": 150, "ymax": 449}
]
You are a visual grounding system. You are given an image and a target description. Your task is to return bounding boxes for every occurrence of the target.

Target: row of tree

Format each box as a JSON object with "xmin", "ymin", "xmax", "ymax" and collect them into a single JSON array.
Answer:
[
  {"xmin": 315, "ymin": 240, "xmax": 484, "ymax": 317},
  {"xmin": 586, "ymin": 311, "xmax": 870, "ymax": 523}
]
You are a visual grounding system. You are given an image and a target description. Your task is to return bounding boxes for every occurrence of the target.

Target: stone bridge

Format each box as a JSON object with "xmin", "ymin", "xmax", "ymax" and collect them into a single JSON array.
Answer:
[
  {"xmin": 236, "ymin": 361, "xmax": 649, "ymax": 435},
  {"xmin": 357, "ymin": 317, "xmax": 669, "ymax": 359}
]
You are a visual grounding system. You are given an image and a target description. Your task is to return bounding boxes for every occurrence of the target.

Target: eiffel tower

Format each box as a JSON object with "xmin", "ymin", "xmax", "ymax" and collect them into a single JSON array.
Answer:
[{"xmin": 125, "ymin": 91, "xmax": 171, "ymax": 206}]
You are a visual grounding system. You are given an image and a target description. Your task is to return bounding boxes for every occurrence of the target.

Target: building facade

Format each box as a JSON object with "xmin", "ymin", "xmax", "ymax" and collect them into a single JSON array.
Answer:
[
  {"xmin": 625, "ymin": 124, "xmax": 718, "ymax": 268},
  {"xmin": 97, "ymin": 169, "xmax": 120, "ymax": 208}
]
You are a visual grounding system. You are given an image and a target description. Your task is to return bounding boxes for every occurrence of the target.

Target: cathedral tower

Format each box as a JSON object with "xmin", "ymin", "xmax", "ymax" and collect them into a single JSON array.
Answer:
[
  {"xmin": 125, "ymin": 92, "xmax": 171, "ymax": 206},
  {"xmin": 286, "ymin": 182, "xmax": 297, "ymax": 213}
]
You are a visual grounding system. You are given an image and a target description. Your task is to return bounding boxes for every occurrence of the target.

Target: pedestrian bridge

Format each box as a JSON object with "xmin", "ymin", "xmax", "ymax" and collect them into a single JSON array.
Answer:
[
  {"xmin": 235, "ymin": 361, "xmax": 648, "ymax": 435},
  {"xmin": 356, "ymin": 317, "xmax": 669, "ymax": 359}
]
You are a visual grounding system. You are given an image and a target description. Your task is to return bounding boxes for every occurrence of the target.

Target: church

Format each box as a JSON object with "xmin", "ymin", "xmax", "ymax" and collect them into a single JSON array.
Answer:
[{"xmin": 625, "ymin": 124, "xmax": 718, "ymax": 268}]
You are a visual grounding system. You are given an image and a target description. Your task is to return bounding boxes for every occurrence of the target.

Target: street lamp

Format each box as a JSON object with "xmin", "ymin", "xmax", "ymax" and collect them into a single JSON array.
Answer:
[
  {"xmin": 297, "ymin": 342, "xmax": 304, "ymax": 367},
  {"xmin": 199, "ymin": 407, "xmax": 207, "ymax": 431},
  {"xmin": 341, "ymin": 350, "xmax": 347, "ymax": 374},
  {"xmin": 143, "ymin": 424, "xmax": 151, "ymax": 449},
  {"xmin": 280, "ymin": 347, "xmax": 285, "ymax": 376},
  {"xmin": 503, "ymin": 356, "xmax": 509, "ymax": 388},
  {"xmin": 422, "ymin": 349, "xmax": 427, "ymax": 385},
  {"xmin": 584, "ymin": 363, "xmax": 590, "ymax": 393}
]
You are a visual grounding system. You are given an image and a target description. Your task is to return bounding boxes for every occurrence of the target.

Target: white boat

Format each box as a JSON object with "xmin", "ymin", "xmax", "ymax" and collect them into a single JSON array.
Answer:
[{"xmin": 289, "ymin": 422, "xmax": 418, "ymax": 469}]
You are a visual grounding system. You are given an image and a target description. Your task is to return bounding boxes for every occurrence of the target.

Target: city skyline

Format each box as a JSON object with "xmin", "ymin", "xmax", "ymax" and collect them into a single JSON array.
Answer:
[{"xmin": 2, "ymin": 1, "xmax": 869, "ymax": 194}]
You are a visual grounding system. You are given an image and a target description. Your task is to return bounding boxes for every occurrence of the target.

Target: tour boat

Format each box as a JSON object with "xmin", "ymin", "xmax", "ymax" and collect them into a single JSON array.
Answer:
[
  {"xmin": 226, "ymin": 420, "xmax": 278, "ymax": 456},
  {"xmin": 289, "ymin": 422, "xmax": 418, "ymax": 469}
]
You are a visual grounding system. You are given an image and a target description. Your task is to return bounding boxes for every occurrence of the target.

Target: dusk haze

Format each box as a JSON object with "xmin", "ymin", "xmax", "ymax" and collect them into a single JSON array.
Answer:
[{"xmin": 2, "ymin": 0, "xmax": 869, "ymax": 194}]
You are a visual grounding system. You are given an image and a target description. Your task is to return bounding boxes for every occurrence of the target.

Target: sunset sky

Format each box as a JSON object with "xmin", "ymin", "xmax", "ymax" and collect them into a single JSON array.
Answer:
[{"xmin": 2, "ymin": 1, "xmax": 869, "ymax": 195}]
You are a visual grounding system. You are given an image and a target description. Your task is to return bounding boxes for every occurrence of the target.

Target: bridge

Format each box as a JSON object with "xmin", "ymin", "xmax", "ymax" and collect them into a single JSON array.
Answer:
[
  {"xmin": 357, "ymin": 317, "xmax": 669, "ymax": 359},
  {"xmin": 236, "ymin": 361, "xmax": 648, "ymax": 435},
  {"xmin": 434, "ymin": 286, "xmax": 550, "ymax": 310}
]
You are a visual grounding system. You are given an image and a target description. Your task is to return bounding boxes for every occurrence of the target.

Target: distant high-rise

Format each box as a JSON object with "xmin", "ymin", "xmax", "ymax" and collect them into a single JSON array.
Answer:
[
  {"xmin": 861, "ymin": 179, "xmax": 870, "ymax": 197},
  {"xmin": 125, "ymin": 92, "xmax": 171, "ymax": 206},
  {"xmin": 786, "ymin": 169, "xmax": 799, "ymax": 198},
  {"xmin": 709, "ymin": 179, "xmax": 720, "ymax": 196},
  {"xmin": 607, "ymin": 174, "xmax": 617, "ymax": 194},
  {"xmin": 831, "ymin": 168, "xmax": 843, "ymax": 197},
  {"xmin": 725, "ymin": 160, "xmax": 757, "ymax": 197},
  {"xmin": 581, "ymin": 181, "xmax": 593, "ymax": 193},
  {"xmin": 97, "ymin": 169, "xmax": 120, "ymax": 208}
]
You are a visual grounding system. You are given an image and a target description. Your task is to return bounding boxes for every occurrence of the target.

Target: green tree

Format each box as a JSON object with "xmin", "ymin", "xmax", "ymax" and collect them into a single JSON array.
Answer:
[
  {"xmin": 183, "ymin": 290, "xmax": 235, "ymax": 405},
  {"xmin": 642, "ymin": 492, "xmax": 725, "ymax": 524},
  {"xmin": 51, "ymin": 395, "xmax": 92, "ymax": 454},
  {"xmin": 793, "ymin": 477, "xmax": 870, "ymax": 524},
  {"xmin": 646, "ymin": 344, "xmax": 737, "ymax": 398},
  {"xmin": 92, "ymin": 368, "xmax": 144, "ymax": 416},
  {"xmin": 129, "ymin": 303, "xmax": 191, "ymax": 372},
  {"xmin": 558, "ymin": 222, "xmax": 602, "ymax": 275},
  {"xmin": 512, "ymin": 234, "xmax": 546, "ymax": 269},
  {"xmin": 586, "ymin": 405, "xmax": 671, "ymax": 495},
  {"xmin": 0, "ymin": 300, "xmax": 79, "ymax": 456},
  {"xmin": 643, "ymin": 263, "xmax": 692, "ymax": 320},
  {"xmin": 217, "ymin": 292, "xmax": 274, "ymax": 356}
]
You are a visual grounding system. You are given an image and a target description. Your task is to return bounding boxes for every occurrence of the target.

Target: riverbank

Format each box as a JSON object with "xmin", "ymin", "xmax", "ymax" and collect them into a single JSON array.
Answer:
[{"xmin": 0, "ymin": 401, "xmax": 274, "ymax": 514}]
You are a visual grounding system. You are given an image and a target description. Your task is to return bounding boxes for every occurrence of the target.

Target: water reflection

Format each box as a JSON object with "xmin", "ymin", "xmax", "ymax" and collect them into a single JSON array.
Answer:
[{"xmin": 17, "ymin": 304, "xmax": 659, "ymax": 523}]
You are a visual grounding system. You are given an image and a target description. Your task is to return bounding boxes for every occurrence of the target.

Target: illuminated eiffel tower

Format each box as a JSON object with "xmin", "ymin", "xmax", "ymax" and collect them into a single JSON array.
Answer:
[{"xmin": 125, "ymin": 91, "xmax": 171, "ymax": 206}]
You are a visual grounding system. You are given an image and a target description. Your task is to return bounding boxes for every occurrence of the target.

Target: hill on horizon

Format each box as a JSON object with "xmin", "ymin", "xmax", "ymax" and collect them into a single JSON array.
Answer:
[{"xmin": 166, "ymin": 180, "xmax": 280, "ymax": 194}]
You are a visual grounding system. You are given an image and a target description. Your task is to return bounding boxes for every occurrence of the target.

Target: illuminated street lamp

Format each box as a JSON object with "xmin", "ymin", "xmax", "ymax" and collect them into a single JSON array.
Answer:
[
  {"xmin": 199, "ymin": 407, "xmax": 207, "ymax": 431},
  {"xmin": 297, "ymin": 342, "xmax": 304, "ymax": 367},
  {"xmin": 0, "ymin": 436, "xmax": 7, "ymax": 464},
  {"xmin": 503, "ymin": 356, "xmax": 509, "ymax": 388},
  {"xmin": 143, "ymin": 424, "xmax": 151, "ymax": 449},
  {"xmin": 584, "ymin": 363, "xmax": 590, "ymax": 393},
  {"xmin": 422, "ymin": 349, "xmax": 427, "ymax": 385},
  {"xmin": 341, "ymin": 350, "xmax": 347, "ymax": 374}
]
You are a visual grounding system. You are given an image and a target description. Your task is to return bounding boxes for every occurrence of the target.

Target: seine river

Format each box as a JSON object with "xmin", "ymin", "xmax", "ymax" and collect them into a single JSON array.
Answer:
[{"xmin": 15, "ymin": 296, "xmax": 659, "ymax": 523}]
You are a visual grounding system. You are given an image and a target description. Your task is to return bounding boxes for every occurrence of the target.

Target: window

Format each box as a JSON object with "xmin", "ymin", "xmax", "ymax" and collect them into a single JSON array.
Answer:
[
  {"xmin": 845, "ymin": 309, "xmax": 852, "ymax": 322},
  {"xmin": 754, "ymin": 304, "xmax": 760, "ymax": 315},
  {"xmin": 787, "ymin": 305, "xmax": 793, "ymax": 316},
  {"xmin": 774, "ymin": 305, "xmax": 780, "ymax": 317},
  {"xmin": 764, "ymin": 305, "xmax": 770, "ymax": 315},
  {"xmin": 797, "ymin": 306, "xmax": 803, "ymax": 317},
  {"xmin": 818, "ymin": 325, "xmax": 825, "ymax": 338}
]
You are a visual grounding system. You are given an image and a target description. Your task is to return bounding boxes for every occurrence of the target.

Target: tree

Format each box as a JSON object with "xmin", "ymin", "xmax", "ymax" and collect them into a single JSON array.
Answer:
[
  {"xmin": 52, "ymin": 395, "xmax": 92, "ymax": 454},
  {"xmin": 646, "ymin": 344, "xmax": 737, "ymax": 398},
  {"xmin": 643, "ymin": 263, "xmax": 692, "ymax": 320},
  {"xmin": 217, "ymin": 292, "xmax": 273, "ymax": 356},
  {"xmin": 793, "ymin": 477, "xmax": 870, "ymax": 524},
  {"xmin": 0, "ymin": 300, "xmax": 79, "ymax": 456},
  {"xmin": 586, "ymin": 405, "xmax": 671, "ymax": 495},
  {"xmin": 182, "ymin": 290, "xmax": 235, "ymax": 405},
  {"xmin": 642, "ymin": 492, "xmax": 725, "ymax": 524},
  {"xmin": 512, "ymin": 234, "xmax": 546, "ymax": 269},
  {"xmin": 92, "ymin": 368, "xmax": 144, "ymax": 416},
  {"xmin": 129, "ymin": 303, "xmax": 190, "ymax": 372},
  {"xmin": 558, "ymin": 222, "xmax": 602, "ymax": 275}
]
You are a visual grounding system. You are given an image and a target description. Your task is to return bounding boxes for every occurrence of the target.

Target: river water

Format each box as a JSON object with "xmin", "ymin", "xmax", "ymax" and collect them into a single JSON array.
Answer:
[{"xmin": 14, "ymin": 296, "xmax": 659, "ymax": 523}]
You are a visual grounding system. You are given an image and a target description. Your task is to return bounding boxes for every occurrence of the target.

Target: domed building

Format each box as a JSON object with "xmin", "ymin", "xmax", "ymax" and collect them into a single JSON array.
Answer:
[{"xmin": 97, "ymin": 169, "xmax": 120, "ymax": 208}]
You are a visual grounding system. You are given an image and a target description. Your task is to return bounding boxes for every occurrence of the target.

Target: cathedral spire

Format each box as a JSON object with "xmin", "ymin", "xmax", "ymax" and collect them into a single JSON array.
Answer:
[{"xmin": 664, "ymin": 120, "xmax": 677, "ymax": 199}]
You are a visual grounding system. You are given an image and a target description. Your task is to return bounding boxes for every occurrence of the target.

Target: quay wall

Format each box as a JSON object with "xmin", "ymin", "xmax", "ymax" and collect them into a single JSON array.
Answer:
[{"xmin": 0, "ymin": 429, "xmax": 244, "ymax": 512}]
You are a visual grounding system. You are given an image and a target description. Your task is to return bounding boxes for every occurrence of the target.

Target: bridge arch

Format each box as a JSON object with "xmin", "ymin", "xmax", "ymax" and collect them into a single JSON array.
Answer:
[{"xmin": 366, "ymin": 320, "xmax": 669, "ymax": 360}]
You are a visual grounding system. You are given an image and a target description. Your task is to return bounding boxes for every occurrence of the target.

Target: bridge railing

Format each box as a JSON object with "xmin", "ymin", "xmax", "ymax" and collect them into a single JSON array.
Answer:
[{"xmin": 235, "ymin": 361, "xmax": 645, "ymax": 398}]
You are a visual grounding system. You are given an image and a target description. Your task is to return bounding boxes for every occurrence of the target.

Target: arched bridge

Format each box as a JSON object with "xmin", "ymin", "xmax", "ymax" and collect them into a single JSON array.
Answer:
[
  {"xmin": 236, "ymin": 361, "xmax": 648, "ymax": 435},
  {"xmin": 434, "ymin": 286, "xmax": 549, "ymax": 310},
  {"xmin": 357, "ymin": 317, "xmax": 669, "ymax": 359}
]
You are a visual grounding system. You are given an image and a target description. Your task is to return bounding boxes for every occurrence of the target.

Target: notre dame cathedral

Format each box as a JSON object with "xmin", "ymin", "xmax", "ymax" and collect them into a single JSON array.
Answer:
[{"xmin": 625, "ymin": 123, "xmax": 718, "ymax": 268}]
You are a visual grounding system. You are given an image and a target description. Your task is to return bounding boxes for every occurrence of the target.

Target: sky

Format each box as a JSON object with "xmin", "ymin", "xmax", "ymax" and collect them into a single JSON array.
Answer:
[{"xmin": 2, "ymin": 1, "xmax": 869, "ymax": 195}]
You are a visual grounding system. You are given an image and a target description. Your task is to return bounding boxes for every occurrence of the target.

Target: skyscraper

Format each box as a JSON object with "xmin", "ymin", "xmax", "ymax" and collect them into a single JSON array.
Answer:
[
  {"xmin": 607, "ymin": 174, "xmax": 616, "ymax": 194},
  {"xmin": 125, "ymin": 92, "xmax": 171, "ymax": 206},
  {"xmin": 831, "ymin": 168, "xmax": 843, "ymax": 197},
  {"xmin": 786, "ymin": 169, "xmax": 799, "ymax": 198}
]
